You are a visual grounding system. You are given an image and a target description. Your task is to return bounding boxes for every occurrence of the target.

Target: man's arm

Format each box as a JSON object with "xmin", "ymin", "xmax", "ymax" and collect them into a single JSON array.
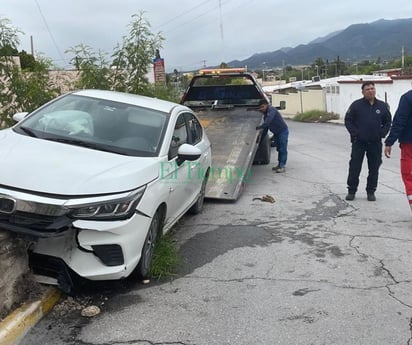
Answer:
[
  {"xmin": 385, "ymin": 93, "xmax": 412, "ymax": 147},
  {"xmin": 381, "ymin": 103, "xmax": 392, "ymax": 138},
  {"xmin": 384, "ymin": 145, "xmax": 392, "ymax": 158},
  {"xmin": 258, "ymin": 107, "xmax": 277, "ymax": 130},
  {"xmin": 344, "ymin": 101, "xmax": 358, "ymax": 141}
]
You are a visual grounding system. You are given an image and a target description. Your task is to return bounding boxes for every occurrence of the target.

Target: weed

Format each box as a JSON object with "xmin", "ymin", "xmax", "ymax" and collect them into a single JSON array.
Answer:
[{"xmin": 150, "ymin": 234, "xmax": 181, "ymax": 280}]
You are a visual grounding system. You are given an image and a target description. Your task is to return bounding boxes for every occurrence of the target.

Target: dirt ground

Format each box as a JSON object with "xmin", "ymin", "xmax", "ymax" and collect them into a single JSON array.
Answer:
[{"xmin": 0, "ymin": 271, "xmax": 46, "ymax": 321}]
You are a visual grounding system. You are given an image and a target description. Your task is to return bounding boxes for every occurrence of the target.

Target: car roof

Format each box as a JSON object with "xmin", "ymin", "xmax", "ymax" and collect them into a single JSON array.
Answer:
[{"xmin": 72, "ymin": 89, "xmax": 184, "ymax": 114}]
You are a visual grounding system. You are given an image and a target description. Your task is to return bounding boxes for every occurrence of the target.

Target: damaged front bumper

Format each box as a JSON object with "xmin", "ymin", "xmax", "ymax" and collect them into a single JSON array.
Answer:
[{"xmin": 0, "ymin": 188, "xmax": 152, "ymax": 292}]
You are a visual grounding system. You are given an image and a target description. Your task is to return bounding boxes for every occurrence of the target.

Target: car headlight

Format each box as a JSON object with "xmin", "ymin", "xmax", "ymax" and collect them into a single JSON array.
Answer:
[{"xmin": 69, "ymin": 186, "xmax": 146, "ymax": 220}]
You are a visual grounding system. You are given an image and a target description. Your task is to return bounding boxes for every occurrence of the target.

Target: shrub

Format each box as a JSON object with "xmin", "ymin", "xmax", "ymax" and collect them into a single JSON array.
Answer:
[{"xmin": 293, "ymin": 109, "xmax": 340, "ymax": 123}]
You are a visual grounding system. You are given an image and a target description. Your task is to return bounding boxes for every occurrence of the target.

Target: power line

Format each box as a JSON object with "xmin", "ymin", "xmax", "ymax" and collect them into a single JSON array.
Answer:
[
  {"xmin": 153, "ymin": 0, "xmax": 212, "ymax": 31},
  {"xmin": 33, "ymin": 0, "xmax": 66, "ymax": 65},
  {"xmin": 219, "ymin": 0, "xmax": 224, "ymax": 42},
  {"xmin": 154, "ymin": 0, "xmax": 232, "ymax": 37}
]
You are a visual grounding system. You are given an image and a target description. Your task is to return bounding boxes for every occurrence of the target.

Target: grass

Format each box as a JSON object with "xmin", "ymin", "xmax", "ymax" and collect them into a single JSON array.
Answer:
[
  {"xmin": 150, "ymin": 233, "xmax": 181, "ymax": 280},
  {"xmin": 293, "ymin": 109, "xmax": 340, "ymax": 123}
]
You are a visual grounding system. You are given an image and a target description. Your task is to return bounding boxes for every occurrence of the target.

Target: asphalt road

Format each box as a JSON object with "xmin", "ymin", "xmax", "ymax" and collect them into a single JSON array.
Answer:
[{"xmin": 21, "ymin": 120, "xmax": 412, "ymax": 345}]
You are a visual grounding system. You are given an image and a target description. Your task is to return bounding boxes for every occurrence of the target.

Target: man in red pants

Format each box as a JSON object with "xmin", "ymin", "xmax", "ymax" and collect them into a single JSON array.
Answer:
[{"xmin": 384, "ymin": 89, "xmax": 412, "ymax": 211}]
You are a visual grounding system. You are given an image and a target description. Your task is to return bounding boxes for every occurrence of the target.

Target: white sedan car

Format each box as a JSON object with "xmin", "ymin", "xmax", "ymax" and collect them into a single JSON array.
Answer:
[{"xmin": 0, "ymin": 89, "xmax": 211, "ymax": 291}]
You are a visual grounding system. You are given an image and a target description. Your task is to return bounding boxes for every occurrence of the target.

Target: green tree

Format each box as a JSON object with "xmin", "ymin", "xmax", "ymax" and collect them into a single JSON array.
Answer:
[
  {"xmin": 0, "ymin": 18, "xmax": 21, "ymax": 127},
  {"xmin": 0, "ymin": 18, "xmax": 20, "ymax": 76},
  {"xmin": 111, "ymin": 11, "xmax": 164, "ymax": 95},
  {"xmin": 6, "ymin": 56, "xmax": 60, "ymax": 115},
  {"xmin": 66, "ymin": 44, "xmax": 112, "ymax": 90},
  {"xmin": 0, "ymin": 44, "xmax": 18, "ymax": 56},
  {"xmin": 0, "ymin": 18, "xmax": 61, "ymax": 128},
  {"xmin": 19, "ymin": 50, "xmax": 38, "ymax": 71}
]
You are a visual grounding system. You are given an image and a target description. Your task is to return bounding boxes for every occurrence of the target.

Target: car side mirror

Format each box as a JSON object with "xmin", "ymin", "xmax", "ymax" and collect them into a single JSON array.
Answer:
[
  {"xmin": 176, "ymin": 143, "xmax": 201, "ymax": 166},
  {"xmin": 12, "ymin": 112, "xmax": 29, "ymax": 123}
]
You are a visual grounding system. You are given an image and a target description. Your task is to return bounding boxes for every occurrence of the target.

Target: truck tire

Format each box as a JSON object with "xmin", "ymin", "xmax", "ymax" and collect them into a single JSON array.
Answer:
[{"xmin": 253, "ymin": 135, "xmax": 271, "ymax": 165}]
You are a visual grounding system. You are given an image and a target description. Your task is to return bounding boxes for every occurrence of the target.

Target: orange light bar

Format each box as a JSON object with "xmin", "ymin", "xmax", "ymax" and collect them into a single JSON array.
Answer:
[{"xmin": 198, "ymin": 67, "xmax": 247, "ymax": 75}]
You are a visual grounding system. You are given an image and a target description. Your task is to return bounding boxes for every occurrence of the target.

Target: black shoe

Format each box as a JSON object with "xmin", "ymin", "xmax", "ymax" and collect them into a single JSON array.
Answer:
[
  {"xmin": 367, "ymin": 193, "xmax": 376, "ymax": 201},
  {"xmin": 345, "ymin": 193, "xmax": 355, "ymax": 201}
]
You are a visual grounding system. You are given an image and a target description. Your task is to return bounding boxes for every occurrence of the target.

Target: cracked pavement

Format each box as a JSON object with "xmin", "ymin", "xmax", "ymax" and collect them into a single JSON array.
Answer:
[{"xmin": 21, "ymin": 120, "xmax": 412, "ymax": 345}]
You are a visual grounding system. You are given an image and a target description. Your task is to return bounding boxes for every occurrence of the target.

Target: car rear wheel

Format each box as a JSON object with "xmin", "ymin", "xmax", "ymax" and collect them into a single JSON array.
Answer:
[
  {"xmin": 189, "ymin": 172, "xmax": 209, "ymax": 214},
  {"xmin": 135, "ymin": 207, "xmax": 164, "ymax": 279}
]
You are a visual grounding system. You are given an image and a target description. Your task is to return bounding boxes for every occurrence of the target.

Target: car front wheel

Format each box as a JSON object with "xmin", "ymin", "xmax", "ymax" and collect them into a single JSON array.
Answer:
[
  {"xmin": 189, "ymin": 172, "xmax": 209, "ymax": 214},
  {"xmin": 135, "ymin": 207, "xmax": 164, "ymax": 279}
]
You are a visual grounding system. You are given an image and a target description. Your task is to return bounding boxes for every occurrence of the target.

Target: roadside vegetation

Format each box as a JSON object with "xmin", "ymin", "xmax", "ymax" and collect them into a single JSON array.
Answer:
[
  {"xmin": 0, "ymin": 12, "xmax": 177, "ymax": 129},
  {"xmin": 150, "ymin": 234, "xmax": 181, "ymax": 280},
  {"xmin": 293, "ymin": 109, "xmax": 340, "ymax": 123}
]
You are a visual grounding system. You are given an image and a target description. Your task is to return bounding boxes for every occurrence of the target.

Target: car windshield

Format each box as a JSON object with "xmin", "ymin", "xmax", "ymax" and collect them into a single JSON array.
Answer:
[{"xmin": 14, "ymin": 94, "xmax": 168, "ymax": 157}]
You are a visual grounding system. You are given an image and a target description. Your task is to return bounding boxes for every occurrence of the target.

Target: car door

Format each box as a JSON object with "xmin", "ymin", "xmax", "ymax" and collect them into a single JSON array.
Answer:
[
  {"xmin": 162, "ymin": 113, "xmax": 195, "ymax": 223},
  {"xmin": 184, "ymin": 111, "xmax": 210, "ymax": 190}
]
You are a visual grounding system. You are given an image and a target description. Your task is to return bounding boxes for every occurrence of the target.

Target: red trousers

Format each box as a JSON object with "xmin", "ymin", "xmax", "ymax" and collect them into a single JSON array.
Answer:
[{"xmin": 400, "ymin": 143, "xmax": 412, "ymax": 209}]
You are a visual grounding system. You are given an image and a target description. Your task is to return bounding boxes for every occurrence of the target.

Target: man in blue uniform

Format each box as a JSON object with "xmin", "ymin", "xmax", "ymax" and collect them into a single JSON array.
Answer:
[
  {"xmin": 344, "ymin": 82, "xmax": 392, "ymax": 201},
  {"xmin": 256, "ymin": 99, "xmax": 289, "ymax": 173}
]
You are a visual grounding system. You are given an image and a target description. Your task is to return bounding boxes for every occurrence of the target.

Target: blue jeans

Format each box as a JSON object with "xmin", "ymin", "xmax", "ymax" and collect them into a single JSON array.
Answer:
[{"xmin": 275, "ymin": 128, "xmax": 289, "ymax": 168}]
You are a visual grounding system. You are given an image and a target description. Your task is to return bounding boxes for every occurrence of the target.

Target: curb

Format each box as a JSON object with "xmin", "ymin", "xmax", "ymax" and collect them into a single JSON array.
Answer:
[{"xmin": 0, "ymin": 287, "xmax": 61, "ymax": 345}]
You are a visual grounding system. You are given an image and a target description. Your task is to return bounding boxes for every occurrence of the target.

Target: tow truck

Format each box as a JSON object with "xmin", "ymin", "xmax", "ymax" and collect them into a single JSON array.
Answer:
[{"xmin": 180, "ymin": 68, "xmax": 275, "ymax": 200}]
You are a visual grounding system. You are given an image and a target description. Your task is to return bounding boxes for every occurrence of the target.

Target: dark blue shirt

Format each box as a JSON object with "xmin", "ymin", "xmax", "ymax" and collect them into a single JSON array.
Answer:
[
  {"xmin": 385, "ymin": 90, "xmax": 412, "ymax": 146},
  {"xmin": 260, "ymin": 105, "xmax": 288, "ymax": 136},
  {"xmin": 345, "ymin": 97, "xmax": 391, "ymax": 142}
]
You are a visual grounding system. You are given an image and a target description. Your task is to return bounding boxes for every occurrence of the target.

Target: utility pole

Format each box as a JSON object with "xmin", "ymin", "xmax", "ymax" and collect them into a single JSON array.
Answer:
[
  {"xmin": 30, "ymin": 35, "xmax": 34, "ymax": 55},
  {"xmin": 402, "ymin": 46, "xmax": 405, "ymax": 70}
]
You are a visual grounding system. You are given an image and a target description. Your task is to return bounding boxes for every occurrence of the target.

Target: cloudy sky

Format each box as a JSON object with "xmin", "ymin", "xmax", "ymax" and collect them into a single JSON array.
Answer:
[{"xmin": 2, "ymin": 0, "xmax": 412, "ymax": 72}]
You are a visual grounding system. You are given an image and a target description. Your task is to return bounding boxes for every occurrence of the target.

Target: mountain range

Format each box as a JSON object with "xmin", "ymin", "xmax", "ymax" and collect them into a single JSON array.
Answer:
[{"xmin": 226, "ymin": 18, "xmax": 412, "ymax": 69}]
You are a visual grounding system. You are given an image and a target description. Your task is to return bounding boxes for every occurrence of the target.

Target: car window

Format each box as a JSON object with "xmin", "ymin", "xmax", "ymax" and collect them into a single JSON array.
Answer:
[
  {"xmin": 168, "ymin": 114, "xmax": 188, "ymax": 159},
  {"xmin": 184, "ymin": 113, "xmax": 202, "ymax": 145}
]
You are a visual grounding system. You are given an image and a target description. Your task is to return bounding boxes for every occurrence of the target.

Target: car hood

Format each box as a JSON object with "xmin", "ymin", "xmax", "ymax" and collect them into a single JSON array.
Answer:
[{"xmin": 0, "ymin": 130, "xmax": 160, "ymax": 195}]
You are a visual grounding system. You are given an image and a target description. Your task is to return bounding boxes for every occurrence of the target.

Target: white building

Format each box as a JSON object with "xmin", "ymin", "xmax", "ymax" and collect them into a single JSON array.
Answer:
[{"xmin": 265, "ymin": 75, "xmax": 412, "ymax": 121}]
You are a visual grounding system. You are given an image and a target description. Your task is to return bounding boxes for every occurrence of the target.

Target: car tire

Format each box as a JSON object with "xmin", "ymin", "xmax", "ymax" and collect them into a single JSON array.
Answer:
[
  {"xmin": 253, "ymin": 134, "xmax": 271, "ymax": 165},
  {"xmin": 189, "ymin": 172, "xmax": 209, "ymax": 215},
  {"xmin": 135, "ymin": 207, "xmax": 164, "ymax": 279}
]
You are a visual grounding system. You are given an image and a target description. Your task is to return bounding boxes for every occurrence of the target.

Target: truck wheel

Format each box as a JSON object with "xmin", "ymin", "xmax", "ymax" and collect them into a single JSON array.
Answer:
[{"xmin": 254, "ymin": 135, "xmax": 271, "ymax": 165}]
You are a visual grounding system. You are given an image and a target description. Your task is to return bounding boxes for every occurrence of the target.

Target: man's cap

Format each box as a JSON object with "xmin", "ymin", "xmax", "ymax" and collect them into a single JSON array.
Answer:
[{"xmin": 258, "ymin": 99, "xmax": 268, "ymax": 106}]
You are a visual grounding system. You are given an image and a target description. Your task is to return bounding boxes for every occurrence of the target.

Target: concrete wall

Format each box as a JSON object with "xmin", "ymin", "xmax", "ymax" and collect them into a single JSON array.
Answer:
[
  {"xmin": 272, "ymin": 88, "xmax": 325, "ymax": 115},
  {"xmin": 0, "ymin": 231, "xmax": 30, "ymax": 319}
]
